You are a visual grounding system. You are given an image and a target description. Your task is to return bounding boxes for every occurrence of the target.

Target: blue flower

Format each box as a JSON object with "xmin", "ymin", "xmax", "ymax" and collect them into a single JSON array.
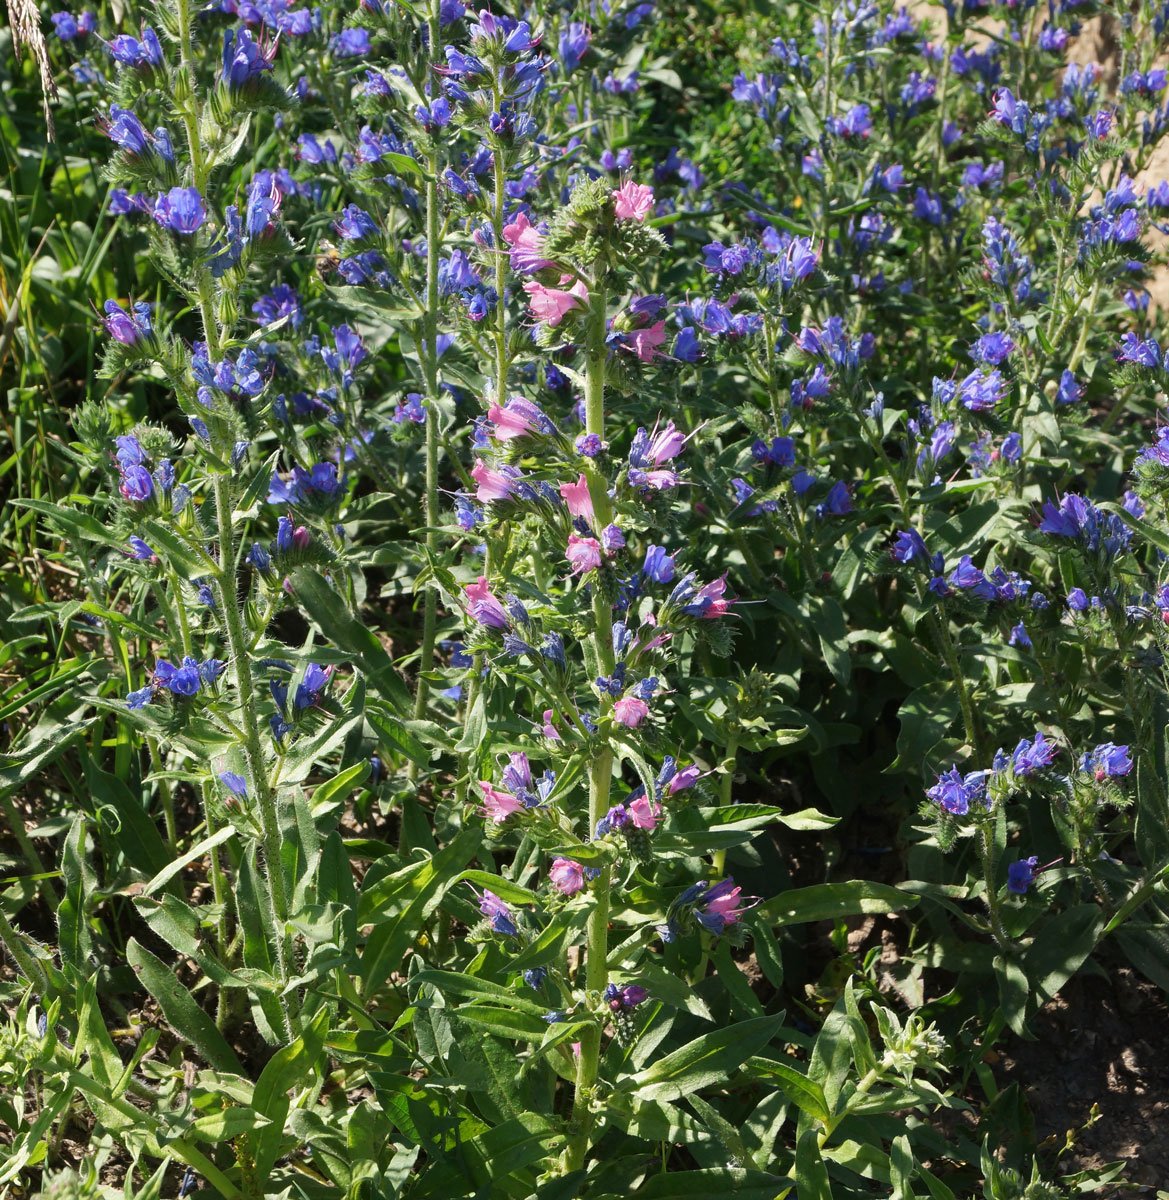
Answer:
[
  {"xmin": 891, "ymin": 528, "xmax": 928, "ymax": 564},
  {"xmin": 294, "ymin": 663, "xmax": 332, "ymax": 710},
  {"xmin": 155, "ymin": 657, "xmax": 201, "ymax": 696},
  {"xmin": 222, "ymin": 27, "xmax": 274, "ymax": 89},
  {"xmin": 333, "ymin": 28, "xmax": 371, "ymax": 57},
  {"xmin": 1007, "ymin": 856, "xmax": 1039, "ymax": 894},
  {"xmin": 1011, "ymin": 732, "xmax": 1058, "ymax": 776},
  {"xmin": 1081, "ymin": 743, "xmax": 1133, "ymax": 778},
  {"xmin": 220, "ymin": 771, "xmax": 248, "ymax": 798},
  {"xmin": 926, "ymin": 766, "xmax": 984, "ymax": 815},
  {"xmin": 559, "ymin": 22, "xmax": 590, "ymax": 71},
  {"xmin": 153, "ymin": 187, "xmax": 206, "ymax": 234}
]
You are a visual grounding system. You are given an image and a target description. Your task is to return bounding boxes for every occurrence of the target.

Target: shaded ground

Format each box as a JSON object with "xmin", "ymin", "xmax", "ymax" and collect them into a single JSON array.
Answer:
[{"xmin": 996, "ymin": 968, "xmax": 1169, "ymax": 1191}]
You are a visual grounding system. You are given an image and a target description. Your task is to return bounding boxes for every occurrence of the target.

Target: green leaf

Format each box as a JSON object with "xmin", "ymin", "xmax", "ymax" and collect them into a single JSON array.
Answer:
[
  {"xmin": 252, "ymin": 1009, "xmax": 328, "ymax": 1177},
  {"xmin": 142, "ymin": 826, "xmax": 235, "ymax": 898},
  {"xmin": 995, "ymin": 952, "xmax": 1031, "ymax": 1039},
  {"xmin": 451, "ymin": 1006, "xmax": 552, "ymax": 1041},
  {"xmin": 1024, "ymin": 904, "xmax": 1104, "ymax": 1007},
  {"xmin": 812, "ymin": 597, "xmax": 851, "ymax": 687},
  {"xmin": 760, "ymin": 882, "xmax": 918, "ymax": 926},
  {"xmin": 745, "ymin": 1057, "xmax": 829, "ymax": 1124},
  {"xmin": 84, "ymin": 759, "xmax": 172, "ymax": 883},
  {"xmin": 794, "ymin": 1130, "xmax": 832, "ymax": 1200},
  {"xmin": 188, "ymin": 1107, "xmax": 271, "ymax": 1142},
  {"xmin": 627, "ymin": 1014, "xmax": 782, "ymax": 1101},
  {"xmin": 368, "ymin": 706, "xmax": 433, "ymax": 769},
  {"xmin": 311, "ymin": 760, "xmax": 371, "ymax": 818},
  {"xmin": 359, "ymin": 828, "xmax": 480, "ymax": 991},
  {"xmin": 292, "ymin": 567, "xmax": 412, "ymax": 710},
  {"xmin": 887, "ymin": 681, "xmax": 957, "ymax": 772},
  {"xmin": 622, "ymin": 1170, "xmax": 794, "ymax": 1199},
  {"xmin": 58, "ymin": 815, "xmax": 94, "ymax": 972},
  {"xmin": 382, "ymin": 151, "xmax": 429, "ymax": 179},
  {"xmin": 410, "ymin": 969, "xmax": 547, "ymax": 1016},
  {"xmin": 13, "ymin": 498, "xmax": 124, "ymax": 551},
  {"xmin": 126, "ymin": 939, "xmax": 242, "ymax": 1073},
  {"xmin": 138, "ymin": 518, "xmax": 216, "ymax": 576}
]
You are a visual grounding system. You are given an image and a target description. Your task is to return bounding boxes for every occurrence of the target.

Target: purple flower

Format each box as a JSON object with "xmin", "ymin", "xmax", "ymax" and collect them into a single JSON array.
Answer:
[
  {"xmin": 1118, "ymin": 332, "xmax": 1162, "ymax": 367},
  {"xmin": 972, "ymin": 332, "xmax": 1014, "ymax": 365},
  {"xmin": 1007, "ymin": 856, "xmax": 1039, "ymax": 895},
  {"xmin": 1055, "ymin": 370, "xmax": 1081, "ymax": 404},
  {"xmin": 156, "ymin": 656, "xmax": 201, "ymax": 696},
  {"xmin": 1011, "ymin": 731, "xmax": 1058, "ymax": 776},
  {"xmin": 294, "ymin": 663, "xmax": 332, "ymax": 710},
  {"xmin": 891, "ymin": 528, "xmax": 928, "ymax": 564},
  {"xmin": 333, "ymin": 27, "xmax": 371, "ymax": 57},
  {"xmin": 245, "ymin": 171, "xmax": 280, "ymax": 237},
  {"xmin": 220, "ymin": 771, "xmax": 248, "ymax": 798},
  {"xmin": 913, "ymin": 186, "xmax": 945, "ymax": 225},
  {"xmin": 1008, "ymin": 621, "xmax": 1031, "ymax": 648},
  {"xmin": 119, "ymin": 465, "xmax": 154, "ymax": 502},
  {"xmin": 947, "ymin": 555, "xmax": 996, "ymax": 600},
  {"xmin": 103, "ymin": 106, "xmax": 152, "ymax": 155},
  {"xmin": 1081, "ymin": 742, "xmax": 1133, "ymax": 779},
  {"xmin": 559, "ymin": 21, "xmax": 590, "ymax": 71},
  {"xmin": 102, "ymin": 299, "xmax": 151, "ymax": 346},
  {"xmin": 695, "ymin": 877, "xmax": 753, "ymax": 934},
  {"xmin": 153, "ymin": 187, "xmax": 206, "ymax": 234},
  {"xmin": 475, "ymin": 888, "xmax": 518, "ymax": 936},
  {"xmin": 957, "ymin": 368, "xmax": 1005, "ymax": 412},
  {"xmin": 222, "ymin": 27, "xmax": 274, "ymax": 89},
  {"xmin": 926, "ymin": 766, "xmax": 985, "ymax": 815},
  {"xmin": 252, "ymin": 284, "xmax": 302, "ymax": 328}
]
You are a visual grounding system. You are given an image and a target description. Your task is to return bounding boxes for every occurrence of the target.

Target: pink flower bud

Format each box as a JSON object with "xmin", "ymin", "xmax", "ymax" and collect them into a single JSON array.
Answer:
[
  {"xmin": 549, "ymin": 857, "xmax": 585, "ymax": 894},
  {"xmin": 611, "ymin": 180, "xmax": 654, "ymax": 222},
  {"xmin": 613, "ymin": 696, "xmax": 650, "ymax": 728},
  {"xmin": 566, "ymin": 533, "xmax": 602, "ymax": 575}
]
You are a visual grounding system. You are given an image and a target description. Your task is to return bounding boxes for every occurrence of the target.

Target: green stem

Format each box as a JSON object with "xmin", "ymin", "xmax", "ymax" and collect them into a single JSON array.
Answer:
[
  {"xmin": 934, "ymin": 611, "xmax": 985, "ymax": 761},
  {"xmin": 563, "ymin": 275, "xmax": 613, "ymax": 1176},
  {"xmin": 978, "ymin": 822, "xmax": 1011, "ymax": 953},
  {"xmin": 172, "ymin": 0, "xmax": 294, "ymax": 1039},
  {"xmin": 413, "ymin": 0, "xmax": 444, "ymax": 723},
  {"xmin": 211, "ymin": 476, "xmax": 296, "ymax": 1041},
  {"xmin": 0, "ymin": 906, "xmax": 51, "ymax": 994}
]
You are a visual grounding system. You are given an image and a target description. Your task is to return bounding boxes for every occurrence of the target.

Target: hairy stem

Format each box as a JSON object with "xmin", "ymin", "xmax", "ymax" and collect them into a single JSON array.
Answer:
[{"xmin": 563, "ymin": 274, "xmax": 613, "ymax": 1176}]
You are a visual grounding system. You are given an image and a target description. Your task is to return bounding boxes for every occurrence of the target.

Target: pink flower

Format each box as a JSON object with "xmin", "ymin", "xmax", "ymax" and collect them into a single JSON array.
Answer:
[
  {"xmin": 638, "ymin": 469, "xmax": 681, "ymax": 490},
  {"xmin": 612, "ymin": 180, "xmax": 654, "ymax": 222},
  {"xmin": 465, "ymin": 575, "xmax": 508, "ymax": 629},
  {"xmin": 566, "ymin": 534, "xmax": 602, "ymax": 575},
  {"xmin": 549, "ymin": 857, "xmax": 585, "ymax": 894},
  {"xmin": 696, "ymin": 877, "xmax": 756, "ymax": 934},
  {"xmin": 629, "ymin": 320, "xmax": 667, "ymax": 362},
  {"xmin": 472, "ymin": 459, "xmax": 517, "ymax": 501},
  {"xmin": 628, "ymin": 795, "xmax": 661, "ymax": 830},
  {"xmin": 503, "ymin": 211, "xmax": 554, "ymax": 273},
  {"xmin": 539, "ymin": 709, "xmax": 563, "ymax": 741},
  {"xmin": 524, "ymin": 278, "xmax": 588, "ymax": 326},
  {"xmin": 613, "ymin": 696, "xmax": 650, "ymax": 728},
  {"xmin": 693, "ymin": 575, "xmax": 733, "ymax": 618},
  {"xmin": 670, "ymin": 765, "xmax": 702, "ymax": 793},
  {"xmin": 486, "ymin": 397, "xmax": 547, "ymax": 441},
  {"xmin": 478, "ymin": 781, "xmax": 524, "ymax": 823},
  {"xmin": 646, "ymin": 420, "xmax": 691, "ymax": 463},
  {"xmin": 559, "ymin": 473, "xmax": 595, "ymax": 520}
]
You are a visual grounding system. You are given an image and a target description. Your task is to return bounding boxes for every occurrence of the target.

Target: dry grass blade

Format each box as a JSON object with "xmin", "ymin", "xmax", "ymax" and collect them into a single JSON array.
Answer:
[{"xmin": 6, "ymin": 0, "xmax": 58, "ymax": 141}]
